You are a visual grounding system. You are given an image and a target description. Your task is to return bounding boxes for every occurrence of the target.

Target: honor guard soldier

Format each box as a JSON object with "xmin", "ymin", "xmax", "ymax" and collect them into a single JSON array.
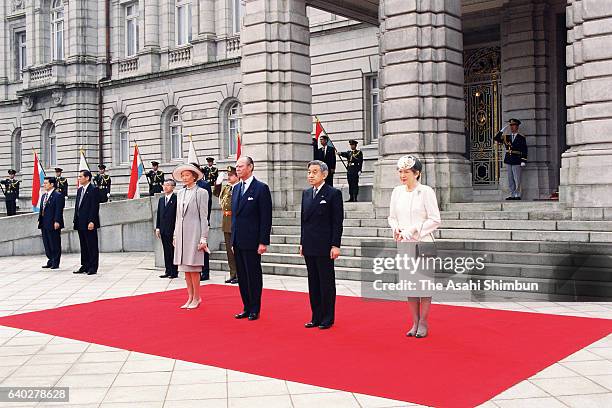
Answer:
[
  {"xmin": 93, "ymin": 164, "xmax": 112, "ymax": 203},
  {"xmin": 55, "ymin": 168, "xmax": 69, "ymax": 197},
  {"xmin": 339, "ymin": 140, "xmax": 363, "ymax": 202},
  {"xmin": 213, "ymin": 166, "xmax": 239, "ymax": 284},
  {"xmin": 494, "ymin": 118, "xmax": 528, "ymax": 200},
  {"xmin": 203, "ymin": 157, "xmax": 219, "ymax": 186},
  {"xmin": 1, "ymin": 169, "xmax": 20, "ymax": 216},
  {"xmin": 146, "ymin": 161, "xmax": 165, "ymax": 196}
]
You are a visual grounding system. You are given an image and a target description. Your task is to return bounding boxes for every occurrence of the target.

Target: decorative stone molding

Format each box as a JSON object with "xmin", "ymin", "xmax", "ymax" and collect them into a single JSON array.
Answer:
[
  {"xmin": 12, "ymin": 0, "xmax": 24, "ymax": 11},
  {"xmin": 52, "ymin": 90, "xmax": 64, "ymax": 106},
  {"xmin": 22, "ymin": 96, "xmax": 34, "ymax": 111}
]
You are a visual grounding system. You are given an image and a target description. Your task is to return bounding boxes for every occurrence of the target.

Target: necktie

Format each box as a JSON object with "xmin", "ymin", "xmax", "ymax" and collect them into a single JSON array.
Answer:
[
  {"xmin": 512, "ymin": 134, "xmax": 515, "ymax": 143},
  {"xmin": 42, "ymin": 194, "xmax": 48, "ymax": 214},
  {"xmin": 312, "ymin": 187, "xmax": 317, "ymax": 199},
  {"xmin": 240, "ymin": 181, "xmax": 246, "ymax": 197},
  {"xmin": 165, "ymin": 196, "xmax": 169, "ymax": 206},
  {"xmin": 78, "ymin": 188, "xmax": 83, "ymax": 208}
]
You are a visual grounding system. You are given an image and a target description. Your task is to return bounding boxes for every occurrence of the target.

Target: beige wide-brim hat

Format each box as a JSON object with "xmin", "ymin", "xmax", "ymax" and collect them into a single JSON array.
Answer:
[{"xmin": 172, "ymin": 163, "xmax": 203, "ymax": 181}]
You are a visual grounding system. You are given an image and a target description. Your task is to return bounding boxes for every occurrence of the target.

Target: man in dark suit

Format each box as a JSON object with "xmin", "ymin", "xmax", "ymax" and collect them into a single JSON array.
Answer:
[
  {"xmin": 38, "ymin": 177, "xmax": 65, "ymax": 269},
  {"xmin": 315, "ymin": 135, "xmax": 336, "ymax": 186},
  {"xmin": 73, "ymin": 170, "xmax": 101, "ymax": 275},
  {"xmin": 231, "ymin": 156, "xmax": 273, "ymax": 321},
  {"xmin": 300, "ymin": 160, "xmax": 343, "ymax": 329},
  {"xmin": 195, "ymin": 163, "xmax": 213, "ymax": 281},
  {"xmin": 156, "ymin": 179, "xmax": 178, "ymax": 278}
]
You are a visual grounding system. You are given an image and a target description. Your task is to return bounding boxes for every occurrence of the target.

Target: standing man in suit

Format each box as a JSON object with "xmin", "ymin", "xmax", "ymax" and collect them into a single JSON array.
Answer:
[
  {"xmin": 38, "ymin": 177, "xmax": 65, "ymax": 269},
  {"xmin": 1, "ymin": 169, "xmax": 20, "ymax": 216},
  {"xmin": 494, "ymin": 118, "xmax": 528, "ymax": 200},
  {"xmin": 300, "ymin": 160, "xmax": 343, "ymax": 329},
  {"xmin": 55, "ymin": 168, "xmax": 68, "ymax": 197},
  {"xmin": 339, "ymin": 140, "xmax": 363, "ymax": 202},
  {"xmin": 315, "ymin": 135, "xmax": 337, "ymax": 186},
  {"xmin": 156, "ymin": 179, "xmax": 178, "ymax": 279},
  {"xmin": 73, "ymin": 170, "xmax": 101, "ymax": 275},
  {"xmin": 195, "ymin": 164, "xmax": 213, "ymax": 281},
  {"xmin": 231, "ymin": 156, "xmax": 272, "ymax": 321},
  {"xmin": 93, "ymin": 164, "xmax": 111, "ymax": 203},
  {"xmin": 213, "ymin": 166, "xmax": 239, "ymax": 284}
]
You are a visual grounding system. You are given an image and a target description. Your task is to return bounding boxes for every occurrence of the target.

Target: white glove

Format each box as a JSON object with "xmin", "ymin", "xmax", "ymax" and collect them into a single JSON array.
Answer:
[
  {"xmin": 520, "ymin": 162, "xmax": 526, "ymax": 167},
  {"xmin": 216, "ymin": 171, "xmax": 226, "ymax": 185}
]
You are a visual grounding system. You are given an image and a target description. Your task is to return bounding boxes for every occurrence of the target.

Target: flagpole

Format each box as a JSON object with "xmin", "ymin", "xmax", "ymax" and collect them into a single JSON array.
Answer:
[
  {"xmin": 314, "ymin": 115, "xmax": 348, "ymax": 170},
  {"xmin": 132, "ymin": 138, "xmax": 152, "ymax": 188}
]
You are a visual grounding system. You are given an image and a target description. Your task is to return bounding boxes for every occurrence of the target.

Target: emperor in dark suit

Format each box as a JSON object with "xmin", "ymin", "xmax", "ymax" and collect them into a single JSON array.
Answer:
[
  {"xmin": 38, "ymin": 177, "xmax": 65, "ymax": 269},
  {"xmin": 231, "ymin": 157, "xmax": 273, "ymax": 320},
  {"xmin": 156, "ymin": 180, "xmax": 178, "ymax": 278},
  {"xmin": 301, "ymin": 160, "xmax": 344, "ymax": 329},
  {"xmin": 73, "ymin": 171, "xmax": 101, "ymax": 275}
]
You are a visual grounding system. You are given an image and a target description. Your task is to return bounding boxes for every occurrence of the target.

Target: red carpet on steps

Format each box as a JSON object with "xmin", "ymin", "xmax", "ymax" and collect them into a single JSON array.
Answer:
[{"xmin": 1, "ymin": 284, "xmax": 611, "ymax": 407}]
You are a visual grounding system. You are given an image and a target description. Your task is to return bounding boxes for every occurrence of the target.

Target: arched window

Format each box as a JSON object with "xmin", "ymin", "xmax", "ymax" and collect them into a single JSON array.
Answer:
[
  {"xmin": 170, "ymin": 111, "xmax": 183, "ymax": 160},
  {"xmin": 43, "ymin": 122, "xmax": 57, "ymax": 168},
  {"xmin": 176, "ymin": 0, "xmax": 192, "ymax": 46},
  {"xmin": 227, "ymin": 102, "xmax": 241, "ymax": 156},
  {"xmin": 119, "ymin": 117, "xmax": 130, "ymax": 164},
  {"xmin": 51, "ymin": 0, "xmax": 64, "ymax": 60},
  {"xmin": 12, "ymin": 128, "xmax": 22, "ymax": 173}
]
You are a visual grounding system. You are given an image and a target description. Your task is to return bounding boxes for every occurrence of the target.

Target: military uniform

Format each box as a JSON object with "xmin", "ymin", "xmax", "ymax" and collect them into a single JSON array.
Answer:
[
  {"xmin": 213, "ymin": 169, "xmax": 238, "ymax": 282},
  {"xmin": 339, "ymin": 141, "xmax": 363, "ymax": 202},
  {"xmin": 203, "ymin": 164, "xmax": 219, "ymax": 186},
  {"xmin": 494, "ymin": 118, "xmax": 528, "ymax": 200},
  {"xmin": 92, "ymin": 170, "xmax": 111, "ymax": 203},
  {"xmin": 56, "ymin": 177, "xmax": 68, "ymax": 197},
  {"xmin": 1, "ymin": 172, "xmax": 20, "ymax": 216},
  {"xmin": 146, "ymin": 169, "xmax": 165, "ymax": 196}
]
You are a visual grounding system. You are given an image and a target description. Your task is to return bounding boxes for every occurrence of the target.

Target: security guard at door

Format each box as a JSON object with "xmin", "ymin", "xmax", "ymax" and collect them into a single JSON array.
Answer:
[
  {"xmin": 339, "ymin": 140, "xmax": 363, "ymax": 202},
  {"xmin": 494, "ymin": 118, "xmax": 528, "ymax": 200},
  {"xmin": 92, "ymin": 164, "xmax": 112, "ymax": 203},
  {"xmin": 146, "ymin": 161, "xmax": 164, "ymax": 196},
  {"xmin": 1, "ymin": 169, "xmax": 20, "ymax": 216}
]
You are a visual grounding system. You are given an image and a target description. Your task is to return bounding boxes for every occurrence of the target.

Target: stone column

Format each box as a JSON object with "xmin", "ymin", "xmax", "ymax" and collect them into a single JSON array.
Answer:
[
  {"xmin": 240, "ymin": 0, "xmax": 312, "ymax": 209},
  {"xmin": 500, "ymin": 0, "xmax": 554, "ymax": 200},
  {"xmin": 561, "ymin": 0, "xmax": 612, "ymax": 218},
  {"xmin": 139, "ymin": 0, "xmax": 161, "ymax": 73},
  {"xmin": 192, "ymin": 0, "xmax": 216, "ymax": 63},
  {"xmin": 373, "ymin": 0, "xmax": 472, "ymax": 209}
]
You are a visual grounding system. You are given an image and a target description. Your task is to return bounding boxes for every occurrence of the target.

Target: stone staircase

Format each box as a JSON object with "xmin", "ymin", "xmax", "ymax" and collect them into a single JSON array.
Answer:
[{"xmin": 210, "ymin": 201, "xmax": 612, "ymax": 300}]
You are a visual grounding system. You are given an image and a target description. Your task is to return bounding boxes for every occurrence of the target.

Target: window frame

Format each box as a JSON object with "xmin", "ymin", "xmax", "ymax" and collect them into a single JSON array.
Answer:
[
  {"xmin": 365, "ymin": 74, "xmax": 380, "ymax": 144},
  {"xmin": 44, "ymin": 123, "xmax": 58, "ymax": 168},
  {"xmin": 227, "ymin": 102, "xmax": 241, "ymax": 157},
  {"xmin": 119, "ymin": 117, "xmax": 130, "ymax": 164},
  {"xmin": 169, "ymin": 111, "xmax": 183, "ymax": 160},
  {"xmin": 176, "ymin": 0, "xmax": 193, "ymax": 46},
  {"xmin": 125, "ymin": 3, "xmax": 140, "ymax": 57},
  {"xmin": 231, "ymin": 0, "xmax": 244, "ymax": 34},
  {"xmin": 12, "ymin": 129, "xmax": 22, "ymax": 173},
  {"xmin": 51, "ymin": 0, "xmax": 64, "ymax": 61},
  {"xmin": 16, "ymin": 31, "xmax": 26, "ymax": 80}
]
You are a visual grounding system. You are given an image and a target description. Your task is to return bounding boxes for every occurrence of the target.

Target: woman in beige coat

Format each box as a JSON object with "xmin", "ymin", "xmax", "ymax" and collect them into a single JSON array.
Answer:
[{"xmin": 172, "ymin": 164, "xmax": 210, "ymax": 309}]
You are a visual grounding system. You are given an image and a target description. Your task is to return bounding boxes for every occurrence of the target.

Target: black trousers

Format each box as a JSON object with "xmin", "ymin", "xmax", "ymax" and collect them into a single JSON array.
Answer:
[
  {"xmin": 42, "ymin": 228, "xmax": 62, "ymax": 268},
  {"xmin": 325, "ymin": 171, "xmax": 334, "ymax": 187},
  {"xmin": 161, "ymin": 233, "xmax": 177, "ymax": 277},
  {"xmin": 201, "ymin": 252, "xmax": 210, "ymax": 280},
  {"xmin": 78, "ymin": 229, "xmax": 99, "ymax": 273},
  {"xmin": 305, "ymin": 256, "xmax": 336, "ymax": 326},
  {"xmin": 347, "ymin": 172, "xmax": 359, "ymax": 200},
  {"xmin": 234, "ymin": 247, "xmax": 263, "ymax": 314},
  {"xmin": 5, "ymin": 199, "xmax": 16, "ymax": 216}
]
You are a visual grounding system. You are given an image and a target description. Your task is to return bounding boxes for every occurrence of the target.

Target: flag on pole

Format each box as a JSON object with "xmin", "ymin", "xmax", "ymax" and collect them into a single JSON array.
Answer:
[
  {"xmin": 127, "ymin": 144, "xmax": 145, "ymax": 199},
  {"xmin": 77, "ymin": 149, "xmax": 90, "ymax": 188},
  {"xmin": 236, "ymin": 131, "xmax": 242, "ymax": 159},
  {"xmin": 31, "ymin": 152, "xmax": 45, "ymax": 213},
  {"xmin": 314, "ymin": 117, "xmax": 323, "ymax": 141},
  {"xmin": 187, "ymin": 134, "xmax": 199, "ymax": 165}
]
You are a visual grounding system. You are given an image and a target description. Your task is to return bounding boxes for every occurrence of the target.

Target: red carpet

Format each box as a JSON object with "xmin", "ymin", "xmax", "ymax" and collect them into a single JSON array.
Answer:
[{"xmin": 1, "ymin": 284, "xmax": 611, "ymax": 407}]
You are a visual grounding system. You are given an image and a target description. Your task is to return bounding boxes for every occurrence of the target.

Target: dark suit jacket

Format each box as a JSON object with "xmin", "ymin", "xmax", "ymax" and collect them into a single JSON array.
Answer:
[
  {"xmin": 156, "ymin": 194, "xmax": 177, "ymax": 236},
  {"xmin": 316, "ymin": 146, "xmax": 337, "ymax": 172},
  {"xmin": 494, "ymin": 132, "xmax": 528, "ymax": 165},
  {"xmin": 300, "ymin": 183, "xmax": 343, "ymax": 257},
  {"xmin": 38, "ymin": 190, "xmax": 65, "ymax": 230},
  {"xmin": 73, "ymin": 183, "xmax": 101, "ymax": 231},
  {"xmin": 196, "ymin": 179, "xmax": 213, "ymax": 222},
  {"xmin": 231, "ymin": 177, "xmax": 273, "ymax": 250}
]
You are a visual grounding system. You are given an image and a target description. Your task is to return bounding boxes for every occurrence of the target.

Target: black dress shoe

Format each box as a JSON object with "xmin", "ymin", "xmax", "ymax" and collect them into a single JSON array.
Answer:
[
  {"xmin": 515, "ymin": 197, "xmax": 522, "ymax": 200},
  {"xmin": 224, "ymin": 278, "xmax": 233, "ymax": 283},
  {"xmin": 318, "ymin": 324, "xmax": 333, "ymax": 330},
  {"xmin": 230, "ymin": 278, "xmax": 239, "ymax": 284},
  {"xmin": 42, "ymin": 265, "xmax": 51, "ymax": 269},
  {"xmin": 304, "ymin": 322, "xmax": 319, "ymax": 328},
  {"xmin": 86, "ymin": 271, "xmax": 97, "ymax": 275},
  {"xmin": 50, "ymin": 266, "xmax": 59, "ymax": 270},
  {"xmin": 169, "ymin": 275, "xmax": 178, "ymax": 279},
  {"xmin": 505, "ymin": 196, "xmax": 514, "ymax": 200},
  {"xmin": 73, "ymin": 269, "xmax": 86, "ymax": 274},
  {"xmin": 248, "ymin": 313, "xmax": 259, "ymax": 321},
  {"xmin": 159, "ymin": 274, "xmax": 170, "ymax": 278},
  {"xmin": 235, "ymin": 312, "xmax": 249, "ymax": 319}
]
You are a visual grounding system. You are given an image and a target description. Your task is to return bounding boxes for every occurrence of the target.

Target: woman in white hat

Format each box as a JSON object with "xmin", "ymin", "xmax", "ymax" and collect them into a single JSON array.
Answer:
[
  {"xmin": 388, "ymin": 155, "xmax": 441, "ymax": 338},
  {"xmin": 172, "ymin": 163, "xmax": 210, "ymax": 309}
]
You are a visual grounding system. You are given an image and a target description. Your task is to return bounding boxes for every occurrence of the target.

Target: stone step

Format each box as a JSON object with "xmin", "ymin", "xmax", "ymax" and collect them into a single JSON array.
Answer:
[
  {"xmin": 273, "ymin": 210, "xmax": 375, "ymax": 220},
  {"xmin": 444, "ymin": 201, "xmax": 562, "ymax": 212}
]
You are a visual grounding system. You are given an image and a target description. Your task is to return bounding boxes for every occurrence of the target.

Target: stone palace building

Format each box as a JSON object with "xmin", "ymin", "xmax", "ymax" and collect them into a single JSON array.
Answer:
[{"xmin": 0, "ymin": 0, "xmax": 610, "ymax": 219}]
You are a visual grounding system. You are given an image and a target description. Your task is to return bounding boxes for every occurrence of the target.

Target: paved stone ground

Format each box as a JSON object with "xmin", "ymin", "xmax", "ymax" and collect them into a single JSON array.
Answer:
[{"xmin": 0, "ymin": 253, "xmax": 611, "ymax": 408}]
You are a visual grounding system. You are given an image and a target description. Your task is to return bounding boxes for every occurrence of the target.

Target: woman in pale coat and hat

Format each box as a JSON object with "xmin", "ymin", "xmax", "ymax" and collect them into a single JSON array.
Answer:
[{"xmin": 172, "ymin": 163, "xmax": 210, "ymax": 309}]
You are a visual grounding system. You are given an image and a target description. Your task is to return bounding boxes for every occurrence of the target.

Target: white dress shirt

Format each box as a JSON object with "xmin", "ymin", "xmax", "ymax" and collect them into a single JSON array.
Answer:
[{"xmin": 241, "ymin": 175, "xmax": 254, "ymax": 195}]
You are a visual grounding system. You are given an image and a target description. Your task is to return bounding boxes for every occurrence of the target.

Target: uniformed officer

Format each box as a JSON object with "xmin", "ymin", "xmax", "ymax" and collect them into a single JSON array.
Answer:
[
  {"xmin": 146, "ymin": 161, "xmax": 164, "ymax": 196},
  {"xmin": 203, "ymin": 157, "xmax": 219, "ymax": 186},
  {"xmin": 339, "ymin": 140, "xmax": 363, "ymax": 202},
  {"xmin": 1, "ymin": 169, "xmax": 20, "ymax": 216},
  {"xmin": 55, "ymin": 167, "xmax": 69, "ymax": 197},
  {"xmin": 494, "ymin": 118, "xmax": 528, "ymax": 200},
  {"xmin": 213, "ymin": 166, "xmax": 239, "ymax": 284},
  {"xmin": 92, "ymin": 164, "xmax": 111, "ymax": 203}
]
